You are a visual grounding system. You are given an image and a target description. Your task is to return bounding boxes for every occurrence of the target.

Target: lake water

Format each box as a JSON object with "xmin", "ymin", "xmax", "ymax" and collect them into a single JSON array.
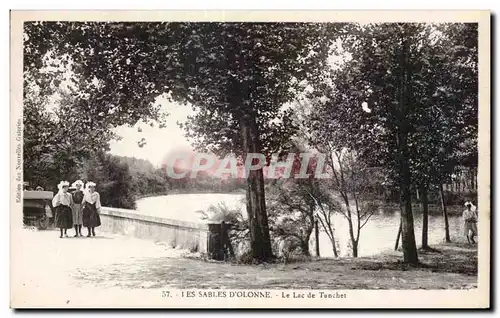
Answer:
[{"xmin": 135, "ymin": 193, "xmax": 464, "ymax": 257}]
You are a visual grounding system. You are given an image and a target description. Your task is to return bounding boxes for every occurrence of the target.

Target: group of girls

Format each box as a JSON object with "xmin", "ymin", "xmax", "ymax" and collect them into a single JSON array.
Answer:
[{"xmin": 51, "ymin": 180, "xmax": 102, "ymax": 238}]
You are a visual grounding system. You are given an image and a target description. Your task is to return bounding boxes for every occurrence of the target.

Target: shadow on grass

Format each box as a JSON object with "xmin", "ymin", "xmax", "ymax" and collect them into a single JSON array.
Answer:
[
  {"xmin": 73, "ymin": 242, "xmax": 478, "ymax": 290},
  {"xmin": 345, "ymin": 242, "xmax": 477, "ymax": 276}
]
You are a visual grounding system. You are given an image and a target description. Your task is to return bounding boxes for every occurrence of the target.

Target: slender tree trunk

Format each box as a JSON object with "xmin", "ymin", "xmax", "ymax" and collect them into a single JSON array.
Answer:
[
  {"xmin": 420, "ymin": 185, "xmax": 429, "ymax": 249},
  {"xmin": 315, "ymin": 219, "xmax": 320, "ymax": 257},
  {"xmin": 353, "ymin": 207, "xmax": 361, "ymax": 258},
  {"xmin": 473, "ymin": 168, "xmax": 477, "ymax": 191},
  {"xmin": 352, "ymin": 240, "xmax": 358, "ymax": 257},
  {"xmin": 331, "ymin": 230, "xmax": 339, "ymax": 257},
  {"xmin": 344, "ymin": 206, "xmax": 357, "ymax": 258},
  {"xmin": 302, "ymin": 217, "xmax": 314, "ymax": 257},
  {"xmin": 470, "ymin": 168, "xmax": 475, "ymax": 191},
  {"xmin": 240, "ymin": 115, "xmax": 274, "ymax": 261},
  {"xmin": 395, "ymin": 219, "xmax": 402, "ymax": 251},
  {"xmin": 472, "ymin": 168, "xmax": 477, "ymax": 190},
  {"xmin": 317, "ymin": 215, "xmax": 338, "ymax": 257},
  {"xmin": 439, "ymin": 183, "xmax": 451, "ymax": 243}
]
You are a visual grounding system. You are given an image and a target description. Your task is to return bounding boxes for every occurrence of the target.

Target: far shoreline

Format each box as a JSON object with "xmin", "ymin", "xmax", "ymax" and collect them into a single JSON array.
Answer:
[
  {"xmin": 135, "ymin": 191, "xmax": 465, "ymax": 217},
  {"xmin": 134, "ymin": 188, "xmax": 246, "ymax": 201}
]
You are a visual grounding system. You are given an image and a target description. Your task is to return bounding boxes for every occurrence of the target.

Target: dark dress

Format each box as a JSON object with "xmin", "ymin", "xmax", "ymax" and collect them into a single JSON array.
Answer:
[
  {"xmin": 83, "ymin": 202, "xmax": 101, "ymax": 228},
  {"xmin": 72, "ymin": 191, "xmax": 84, "ymax": 225},
  {"xmin": 55, "ymin": 205, "xmax": 73, "ymax": 229}
]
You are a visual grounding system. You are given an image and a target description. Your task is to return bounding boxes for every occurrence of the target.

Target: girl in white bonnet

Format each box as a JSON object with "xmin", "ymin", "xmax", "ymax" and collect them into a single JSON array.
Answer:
[
  {"xmin": 82, "ymin": 181, "xmax": 102, "ymax": 237},
  {"xmin": 52, "ymin": 181, "xmax": 74, "ymax": 238},
  {"xmin": 463, "ymin": 200, "xmax": 478, "ymax": 244}
]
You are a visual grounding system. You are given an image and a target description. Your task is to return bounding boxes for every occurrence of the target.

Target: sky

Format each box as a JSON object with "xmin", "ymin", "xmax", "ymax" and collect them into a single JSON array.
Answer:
[{"xmin": 108, "ymin": 99, "xmax": 195, "ymax": 167}]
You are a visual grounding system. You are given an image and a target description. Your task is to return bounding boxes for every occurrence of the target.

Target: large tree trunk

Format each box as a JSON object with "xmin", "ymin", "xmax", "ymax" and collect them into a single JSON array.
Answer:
[
  {"xmin": 420, "ymin": 185, "xmax": 429, "ymax": 249},
  {"xmin": 240, "ymin": 115, "xmax": 274, "ymax": 262},
  {"xmin": 396, "ymin": 35, "xmax": 419, "ymax": 265},
  {"xmin": 439, "ymin": 183, "xmax": 451, "ymax": 243},
  {"xmin": 398, "ymin": 151, "xmax": 419, "ymax": 265}
]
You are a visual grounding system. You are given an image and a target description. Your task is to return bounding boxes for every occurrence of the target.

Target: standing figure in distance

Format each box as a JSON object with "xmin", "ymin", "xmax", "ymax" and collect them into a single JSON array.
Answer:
[
  {"xmin": 82, "ymin": 181, "xmax": 102, "ymax": 237},
  {"xmin": 71, "ymin": 180, "xmax": 85, "ymax": 237},
  {"xmin": 463, "ymin": 201, "xmax": 478, "ymax": 244},
  {"xmin": 52, "ymin": 181, "xmax": 74, "ymax": 238}
]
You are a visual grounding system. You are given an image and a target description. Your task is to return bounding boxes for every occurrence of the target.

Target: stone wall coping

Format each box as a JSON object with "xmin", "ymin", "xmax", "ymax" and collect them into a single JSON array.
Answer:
[{"xmin": 101, "ymin": 207, "xmax": 209, "ymax": 230}]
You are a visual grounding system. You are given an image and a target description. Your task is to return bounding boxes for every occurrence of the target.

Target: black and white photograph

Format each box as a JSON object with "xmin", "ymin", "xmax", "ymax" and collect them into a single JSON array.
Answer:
[{"xmin": 9, "ymin": 10, "xmax": 490, "ymax": 308}]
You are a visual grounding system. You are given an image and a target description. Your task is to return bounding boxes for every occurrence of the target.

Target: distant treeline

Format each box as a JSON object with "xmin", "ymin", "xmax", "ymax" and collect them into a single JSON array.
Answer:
[
  {"xmin": 25, "ymin": 152, "xmax": 247, "ymax": 210},
  {"xmin": 25, "ymin": 151, "xmax": 474, "ymax": 210}
]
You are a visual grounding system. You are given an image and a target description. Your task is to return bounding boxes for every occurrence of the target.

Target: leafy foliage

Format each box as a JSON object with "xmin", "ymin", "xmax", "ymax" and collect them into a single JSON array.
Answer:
[
  {"xmin": 79, "ymin": 153, "xmax": 136, "ymax": 209},
  {"xmin": 307, "ymin": 23, "xmax": 477, "ymax": 185},
  {"xmin": 306, "ymin": 23, "xmax": 477, "ymax": 262},
  {"xmin": 24, "ymin": 22, "xmax": 343, "ymax": 156}
]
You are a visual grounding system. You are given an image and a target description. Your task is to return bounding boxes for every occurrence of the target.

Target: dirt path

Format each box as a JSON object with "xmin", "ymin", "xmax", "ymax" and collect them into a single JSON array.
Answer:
[
  {"xmin": 11, "ymin": 228, "xmax": 188, "ymax": 306},
  {"xmin": 12, "ymin": 228, "xmax": 477, "ymax": 301},
  {"xmin": 74, "ymin": 245, "xmax": 477, "ymax": 290}
]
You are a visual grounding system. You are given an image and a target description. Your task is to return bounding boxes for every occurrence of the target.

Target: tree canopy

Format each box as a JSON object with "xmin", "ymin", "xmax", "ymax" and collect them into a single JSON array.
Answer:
[{"xmin": 24, "ymin": 22, "xmax": 345, "ymax": 261}]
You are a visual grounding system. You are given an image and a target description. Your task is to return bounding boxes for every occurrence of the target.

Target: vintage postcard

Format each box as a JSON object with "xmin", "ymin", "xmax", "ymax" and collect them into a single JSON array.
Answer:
[{"xmin": 10, "ymin": 10, "xmax": 490, "ymax": 308}]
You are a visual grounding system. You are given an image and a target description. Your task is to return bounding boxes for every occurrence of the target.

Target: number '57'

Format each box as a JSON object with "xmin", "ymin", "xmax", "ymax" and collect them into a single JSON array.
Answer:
[{"xmin": 162, "ymin": 291, "xmax": 171, "ymax": 298}]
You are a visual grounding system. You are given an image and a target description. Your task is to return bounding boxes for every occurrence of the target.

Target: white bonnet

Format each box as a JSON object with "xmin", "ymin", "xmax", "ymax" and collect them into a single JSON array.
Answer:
[
  {"xmin": 72, "ymin": 180, "xmax": 84, "ymax": 187},
  {"xmin": 464, "ymin": 201, "xmax": 476, "ymax": 211},
  {"xmin": 57, "ymin": 181, "xmax": 70, "ymax": 190},
  {"xmin": 85, "ymin": 181, "xmax": 97, "ymax": 190}
]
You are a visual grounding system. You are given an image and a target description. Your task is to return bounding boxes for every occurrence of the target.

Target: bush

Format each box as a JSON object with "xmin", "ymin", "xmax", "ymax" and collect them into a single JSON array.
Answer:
[
  {"xmin": 272, "ymin": 236, "xmax": 308, "ymax": 263},
  {"xmin": 196, "ymin": 202, "xmax": 244, "ymax": 224},
  {"xmin": 197, "ymin": 202, "xmax": 249, "ymax": 255},
  {"xmin": 188, "ymin": 244, "xmax": 199, "ymax": 253},
  {"xmin": 236, "ymin": 249, "xmax": 258, "ymax": 265},
  {"xmin": 169, "ymin": 238, "xmax": 177, "ymax": 249}
]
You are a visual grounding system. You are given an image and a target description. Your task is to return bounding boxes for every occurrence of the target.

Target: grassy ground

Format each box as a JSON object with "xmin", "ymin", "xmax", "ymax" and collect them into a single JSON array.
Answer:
[{"xmin": 74, "ymin": 241, "xmax": 477, "ymax": 290}]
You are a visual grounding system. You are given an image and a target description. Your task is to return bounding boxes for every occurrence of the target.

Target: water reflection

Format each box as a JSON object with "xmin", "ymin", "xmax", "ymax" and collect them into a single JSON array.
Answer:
[
  {"xmin": 315, "ymin": 210, "xmax": 462, "ymax": 257},
  {"xmin": 136, "ymin": 194, "xmax": 463, "ymax": 257}
]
